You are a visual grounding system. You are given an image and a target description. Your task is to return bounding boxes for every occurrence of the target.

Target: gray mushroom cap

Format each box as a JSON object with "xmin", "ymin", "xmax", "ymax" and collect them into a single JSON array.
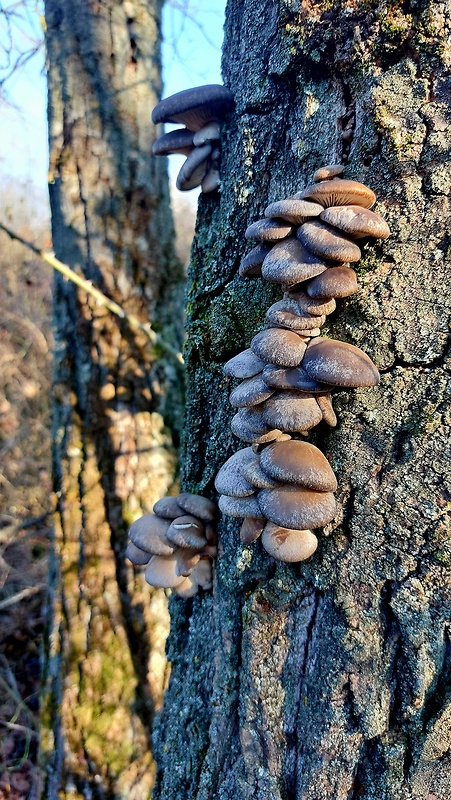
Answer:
[
  {"xmin": 261, "ymin": 392, "xmax": 323, "ymax": 433},
  {"xmin": 245, "ymin": 218, "xmax": 293, "ymax": 242},
  {"xmin": 152, "ymin": 128, "xmax": 195, "ymax": 156},
  {"xmin": 320, "ymin": 205, "xmax": 390, "ymax": 239},
  {"xmin": 240, "ymin": 517, "xmax": 267, "ymax": 544},
  {"xmin": 288, "ymin": 289, "xmax": 336, "ymax": 317},
  {"xmin": 214, "ymin": 448, "xmax": 258, "ymax": 497},
  {"xmin": 230, "ymin": 411, "xmax": 290, "ymax": 445},
  {"xmin": 261, "ymin": 364, "xmax": 333, "ymax": 393},
  {"xmin": 266, "ymin": 298, "xmax": 325, "ymax": 331},
  {"xmin": 241, "ymin": 455, "xmax": 279, "ymax": 489},
  {"xmin": 258, "ymin": 484, "xmax": 336, "ymax": 530},
  {"xmin": 125, "ymin": 541, "xmax": 151, "ymax": 565},
  {"xmin": 176, "ymin": 143, "xmax": 212, "ymax": 191},
  {"xmin": 259, "ymin": 440, "xmax": 337, "ymax": 491},
  {"xmin": 298, "ymin": 220, "xmax": 362, "ymax": 263},
  {"xmin": 218, "ymin": 493, "xmax": 262, "ymax": 519},
  {"xmin": 145, "ymin": 555, "xmax": 187, "ymax": 589},
  {"xmin": 229, "ymin": 375, "xmax": 275, "ymax": 408},
  {"xmin": 261, "ymin": 523, "xmax": 318, "ymax": 562},
  {"xmin": 239, "ymin": 243, "xmax": 273, "ymax": 278},
  {"xmin": 299, "ymin": 178, "xmax": 376, "ymax": 209},
  {"xmin": 129, "ymin": 514, "xmax": 175, "ymax": 556},
  {"xmin": 193, "ymin": 121, "xmax": 221, "ymax": 145},
  {"xmin": 202, "ymin": 169, "xmax": 221, "ymax": 194},
  {"xmin": 261, "ymin": 238, "xmax": 328, "ymax": 285},
  {"xmin": 312, "ymin": 164, "xmax": 345, "ymax": 182},
  {"xmin": 177, "ymin": 493, "xmax": 217, "ymax": 521},
  {"xmin": 166, "ymin": 515, "xmax": 207, "ymax": 549},
  {"xmin": 306, "ymin": 266, "xmax": 359, "ymax": 299},
  {"xmin": 302, "ymin": 337, "xmax": 380, "ymax": 387},
  {"xmin": 153, "ymin": 496, "xmax": 184, "ymax": 519},
  {"xmin": 223, "ymin": 348, "xmax": 266, "ymax": 379},
  {"xmin": 152, "ymin": 84, "xmax": 234, "ymax": 130},
  {"xmin": 251, "ymin": 328, "xmax": 307, "ymax": 367},
  {"xmin": 264, "ymin": 198, "xmax": 323, "ymax": 225}
]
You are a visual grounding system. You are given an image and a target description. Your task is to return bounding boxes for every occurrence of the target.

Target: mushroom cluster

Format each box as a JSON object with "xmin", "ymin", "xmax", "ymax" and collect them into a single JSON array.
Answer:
[
  {"xmin": 216, "ymin": 165, "xmax": 389, "ymax": 563},
  {"xmin": 126, "ymin": 493, "xmax": 217, "ymax": 597},
  {"xmin": 152, "ymin": 84, "xmax": 234, "ymax": 193}
]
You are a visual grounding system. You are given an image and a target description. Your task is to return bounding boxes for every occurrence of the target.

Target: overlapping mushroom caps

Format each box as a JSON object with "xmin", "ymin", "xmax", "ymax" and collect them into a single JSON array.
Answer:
[
  {"xmin": 151, "ymin": 84, "xmax": 234, "ymax": 193},
  {"xmin": 126, "ymin": 493, "xmax": 217, "ymax": 597},
  {"xmin": 218, "ymin": 165, "xmax": 389, "ymax": 563}
]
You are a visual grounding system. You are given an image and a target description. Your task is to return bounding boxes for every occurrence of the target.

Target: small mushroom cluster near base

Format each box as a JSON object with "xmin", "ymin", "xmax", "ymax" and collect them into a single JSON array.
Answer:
[
  {"xmin": 126, "ymin": 493, "xmax": 217, "ymax": 597},
  {"xmin": 216, "ymin": 165, "xmax": 389, "ymax": 563},
  {"xmin": 152, "ymin": 84, "xmax": 234, "ymax": 193}
]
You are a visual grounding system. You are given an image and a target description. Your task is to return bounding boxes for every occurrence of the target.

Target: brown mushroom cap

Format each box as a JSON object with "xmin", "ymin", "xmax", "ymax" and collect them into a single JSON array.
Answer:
[
  {"xmin": 261, "ymin": 523, "xmax": 318, "ymax": 562},
  {"xmin": 302, "ymin": 337, "xmax": 380, "ymax": 387},
  {"xmin": 173, "ymin": 575, "xmax": 199, "ymax": 598},
  {"xmin": 153, "ymin": 496, "xmax": 185, "ymax": 519},
  {"xmin": 176, "ymin": 143, "xmax": 212, "ymax": 191},
  {"xmin": 261, "ymin": 364, "xmax": 333, "ymax": 393},
  {"xmin": 266, "ymin": 298, "xmax": 325, "ymax": 331},
  {"xmin": 239, "ymin": 244, "xmax": 273, "ymax": 278},
  {"xmin": 320, "ymin": 205, "xmax": 390, "ymax": 239},
  {"xmin": 229, "ymin": 375, "xmax": 275, "ymax": 408},
  {"xmin": 306, "ymin": 266, "xmax": 359, "ymax": 299},
  {"xmin": 175, "ymin": 548, "xmax": 202, "ymax": 577},
  {"xmin": 190, "ymin": 557, "xmax": 213, "ymax": 590},
  {"xmin": 230, "ymin": 412, "xmax": 290, "ymax": 445},
  {"xmin": 145, "ymin": 555, "xmax": 187, "ymax": 589},
  {"xmin": 261, "ymin": 392, "xmax": 323, "ymax": 432},
  {"xmin": 240, "ymin": 456, "xmax": 279, "ymax": 489},
  {"xmin": 264, "ymin": 198, "xmax": 323, "ymax": 225},
  {"xmin": 299, "ymin": 178, "xmax": 376, "ymax": 209},
  {"xmin": 312, "ymin": 164, "xmax": 345, "ymax": 182},
  {"xmin": 176, "ymin": 493, "xmax": 217, "ymax": 521},
  {"xmin": 129, "ymin": 514, "xmax": 175, "ymax": 556},
  {"xmin": 125, "ymin": 541, "xmax": 152, "ymax": 565},
  {"xmin": 251, "ymin": 328, "xmax": 307, "ymax": 367},
  {"xmin": 218, "ymin": 493, "xmax": 262, "ymax": 519},
  {"xmin": 258, "ymin": 484, "xmax": 336, "ymax": 530},
  {"xmin": 240, "ymin": 517, "xmax": 267, "ymax": 544},
  {"xmin": 316, "ymin": 393, "xmax": 337, "ymax": 427},
  {"xmin": 259, "ymin": 441, "xmax": 337, "ymax": 491},
  {"xmin": 245, "ymin": 218, "xmax": 293, "ymax": 242},
  {"xmin": 298, "ymin": 221, "xmax": 362, "ymax": 263},
  {"xmin": 152, "ymin": 128, "xmax": 195, "ymax": 156},
  {"xmin": 288, "ymin": 289, "xmax": 336, "ymax": 317},
  {"xmin": 215, "ymin": 448, "xmax": 258, "ymax": 497},
  {"xmin": 261, "ymin": 238, "xmax": 328, "ymax": 285},
  {"xmin": 166, "ymin": 515, "xmax": 207, "ymax": 549},
  {"xmin": 223, "ymin": 348, "xmax": 266, "ymax": 379},
  {"xmin": 152, "ymin": 84, "xmax": 234, "ymax": 130}
]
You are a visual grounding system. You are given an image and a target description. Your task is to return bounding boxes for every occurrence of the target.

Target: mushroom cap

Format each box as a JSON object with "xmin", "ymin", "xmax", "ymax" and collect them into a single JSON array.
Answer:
[
  {"xmin": 214, "ymin": 448, "xmax": 258, "ymax": 497},
  {"xmin": 175, "ymin": 548, "xmax": 202, "ymax": 577},
  {"xmin": 299, "ymin": 178, "xmax": 376, "ymax": 209},
  {"xmin": 266, "ymin": 298, "xmax": 325, "ymax": 331},
  {"xmin": 316, "ymin": 393, "xmax": 337, "ymax": 427},
  {"xmin": 190, "ymin": 557, "xmax": 213, "ymax": 590},
  {"xmin": 152, "ymin": 84, "xmax": 234, "ymax": 130},
  {"xmin": 145, "ymin": 555, "xmax": 187, "ymax": 589},
  {"xmin": 173, "ymin": 575, "xmax": 199, "ymax": 598},
  {"xmin": 152, "ymin": 128, "xmax": 195, "ymax": 156},
  {"xmin": 262, "ymin": 364, "xmax": 333, "ymax": 393},
  {"xmin": 166, "ymin": 515, "xmax": 207, "ymax": 549},
  {"xmin": 258, "ymin": 485, "xmax": 336, "ymax": 530},
  {"xmin": 241, "ymin": 456, "xmax": 279, "ymax": 489},
  {"xmin": 125, "ymin": 541, "xmax": 151, "ymax": 565},
  {"xmin": 306, "ymin": 266, "xmax": 359, "ymax": 299},
  {"xmin": 176, "ymin": 143, "xmax": 212, "ymax": 191},
  {"xmin": 129, "ymin": 514, "xmax": 175, "ymax": 556},
  {"xmin": 288, "ymin": 289, "xmax": 336, "ymax": 317},
  {"xmin": 176, "ymin": 493, "xmax": 216, "ymax": 521},
  {"xmin": 193, "ymin": 121, "xmax": 221, "ymax": 146},
  {"xmin": 262, "ymin": 392, "xmax": 323, "ymax": 432},
  {"xmin": 153, "ymin": 496, "xmax": 184, "ymax": 519},
  {"xmin": 240, "ymin": 517, "xmax": 266, "ymax": 544},
  {"xmin": 223, "ymin": 348, "xmax": 266, "ymax": 379},
  {"xmin": 219, "ymin": 493, "xmax": 262, "ymax": 519},
  {"xmin": 230, "ymin": 412, "xmax": 290, "ymax": 445},
  {"xmin": 259, "ymin": 440, "xmax": 337, "ymax": 491},
  {"xmin": 251, "ymin": 328, "xmax": 307, "ymax": 367},
  {"xmin": 245, "ymin": 218, "xmax": 293, "ymax": 242},
  {"xmin": 261, "ymin": 238, "xmax": 328, "ymax": 285},
  {"xmin": 302, "ymin": 337, "xmax": 380, "ymax": 387},
  {"xmin": 232, "ymin": 406, "xmax": 271, "ymax": 436},
  {"xmin": 202, "ymin": 169, "xmax": 221, "ymax": 194},
  {"xmin": 320, "ymin": 205, "xmax": 390, "ymax": 239},
  {"xmin": 264, "ymin": 198, "xmax": 323, "ymax": 225},
  {"xmin": 312, "ymin": 164, "xmax": 345, "ymax": 182},
  {"xmin": 298, "ymin": 221, "xmax": 362, "ymax": 262},
  {"xmin": 261, "ymin": 523, "xmax": 318, "ymax": 562},
  {"xmin": 239, "ymin": 244, "xmax": 273, "ymax": 278},
  {"xmin": 229, "ymin": 375, "xmax": 274, "ymax": 408}
]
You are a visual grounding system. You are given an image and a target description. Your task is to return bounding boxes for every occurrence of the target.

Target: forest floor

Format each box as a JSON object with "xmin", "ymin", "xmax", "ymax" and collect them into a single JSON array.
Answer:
[{"xmin": 0, "ymin": 225, "xmax": 52, "ymax": 799}]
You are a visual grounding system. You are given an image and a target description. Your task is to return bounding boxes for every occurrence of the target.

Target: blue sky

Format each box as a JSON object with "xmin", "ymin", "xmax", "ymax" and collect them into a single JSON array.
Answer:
[{"xmin": 0, "ymin": 1, "xmax": 226, "ymax": 206}]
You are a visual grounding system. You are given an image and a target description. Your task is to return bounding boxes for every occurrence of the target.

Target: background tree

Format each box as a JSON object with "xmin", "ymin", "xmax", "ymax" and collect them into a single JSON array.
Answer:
[
  {"xmin": 40, "ymin": 1, "xmax": 185, "ymax": 797},
  {"xmin": 153, "ymin": 2, "xmax": 451, "ymax": 799}
]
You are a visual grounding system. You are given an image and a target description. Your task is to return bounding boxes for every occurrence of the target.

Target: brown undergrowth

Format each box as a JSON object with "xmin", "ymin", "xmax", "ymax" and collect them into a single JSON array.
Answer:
[{"xmin": 0, "ymin": 203, "xmax": 52, "ymax": 799}]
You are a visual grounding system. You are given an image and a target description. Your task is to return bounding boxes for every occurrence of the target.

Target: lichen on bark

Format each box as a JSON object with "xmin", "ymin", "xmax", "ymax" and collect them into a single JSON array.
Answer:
[{"xmin": 153, "ymin": 2, "xmax": 451, "ymax": 799}]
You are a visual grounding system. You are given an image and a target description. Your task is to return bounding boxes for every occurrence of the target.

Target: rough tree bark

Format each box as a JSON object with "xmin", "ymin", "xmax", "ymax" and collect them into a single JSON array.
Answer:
[
  {"xmin": 40, "ymin": 1, "xmax": 184, "ymax": 798},
  {"xmin": 153, "ymin": 2, "xmax": 451, "ymax": 799}
]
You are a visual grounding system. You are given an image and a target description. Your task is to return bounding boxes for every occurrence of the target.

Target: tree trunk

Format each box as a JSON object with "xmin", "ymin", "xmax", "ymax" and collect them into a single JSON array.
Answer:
[
  {"xmin": 40, "ymin": 1, "xmax": 184, "ymax": 797},
  {"xmin": 153, "ymin": 2, "xmax": 451, "ymax": 799}
]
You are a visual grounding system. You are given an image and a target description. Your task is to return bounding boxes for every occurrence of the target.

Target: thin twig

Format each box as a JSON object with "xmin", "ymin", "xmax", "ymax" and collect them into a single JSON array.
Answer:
[
  {"xmin": 0, "ymin": 583, "xmax": 46, "ymax": 612},
  {"xmin": 0, "ymin": 719, "xmax": 38, "ymax": 738},
  {"xmin": 0, "ymin": 221, "xmax": 184, "ymax": 365}
]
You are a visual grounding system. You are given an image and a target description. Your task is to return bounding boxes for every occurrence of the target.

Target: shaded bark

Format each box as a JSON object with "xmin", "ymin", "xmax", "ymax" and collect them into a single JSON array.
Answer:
[
  {"xmin": 40, "ymin": 1, "xmax": 184, "ymax": 797},
  {"xmin": 153, "ymin": 2, "xmax": 451, "ymax": 799}
]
